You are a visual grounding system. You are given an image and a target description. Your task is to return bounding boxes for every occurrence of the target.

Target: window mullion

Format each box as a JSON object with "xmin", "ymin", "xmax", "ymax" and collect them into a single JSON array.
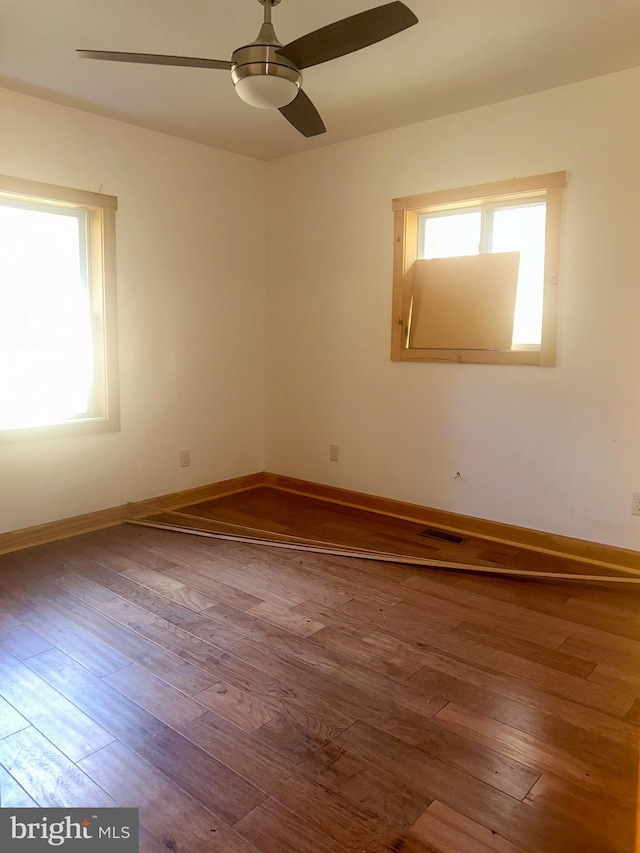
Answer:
[{"xmin": 480, "ymin": 205, "xmax": 494, "ymax": 254}]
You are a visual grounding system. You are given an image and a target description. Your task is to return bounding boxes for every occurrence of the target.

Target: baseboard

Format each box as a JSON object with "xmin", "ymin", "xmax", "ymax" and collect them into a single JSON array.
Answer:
[
  {"xmin": 264, "ymin": 473, "xmax": 640, "ymax": 573},
  {"xmin": 126, "ymin": 472, "xmax": 266, "ymax": 518},
  {"xmin": 0, "ymin": 472, "xmax": 265, "ymax": 556}
]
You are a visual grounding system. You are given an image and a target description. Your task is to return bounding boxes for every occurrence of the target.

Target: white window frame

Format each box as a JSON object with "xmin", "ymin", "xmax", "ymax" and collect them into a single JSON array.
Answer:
[
  {"xmin": 418, "ymin": 197, "xmax": 548, "ymax": 350},
  {"xmin": 0, "ymin": 174, "xmax": 119, "ymax": 441},
  {"xmin": 418, "ymin": 198, "xmax": 546, "ymax": 258}
]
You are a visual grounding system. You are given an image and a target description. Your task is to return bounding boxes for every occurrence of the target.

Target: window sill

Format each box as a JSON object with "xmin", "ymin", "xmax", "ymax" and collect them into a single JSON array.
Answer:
[
  {"xmin": 0, "ymin": 415, "xmax": 120, "ymax": 444},
  {"xmin": 392, "ymin": 347, "xmax": 550, "ymax": 366}
]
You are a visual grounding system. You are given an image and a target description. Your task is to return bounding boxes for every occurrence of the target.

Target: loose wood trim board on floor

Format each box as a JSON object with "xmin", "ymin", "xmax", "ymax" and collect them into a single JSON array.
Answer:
[{"xmin": 125, "ymin": 503, "xmax": 640, "ymax": 586}]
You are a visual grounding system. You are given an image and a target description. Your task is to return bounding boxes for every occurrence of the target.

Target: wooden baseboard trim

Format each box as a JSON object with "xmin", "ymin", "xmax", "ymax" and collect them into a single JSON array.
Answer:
[
  {"xmin": 0, "ymin": 472, "xmax": 265, "ymax": 556},
  {"xmin": 126, "ymin": 472, "xmax": 266, "ymax": 518},
  {"xmin": 264, "ymin": 473, "xmax": 640, "ymax": 573}
]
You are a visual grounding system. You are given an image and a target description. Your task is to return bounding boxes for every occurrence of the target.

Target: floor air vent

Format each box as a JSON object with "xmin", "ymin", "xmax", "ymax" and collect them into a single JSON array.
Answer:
[{"xmin": 418, "ymin": 527, "xmax": 469, "ymax": 545}]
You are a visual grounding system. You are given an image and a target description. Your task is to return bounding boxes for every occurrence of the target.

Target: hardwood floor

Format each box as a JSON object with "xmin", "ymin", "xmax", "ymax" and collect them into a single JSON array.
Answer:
[{"xmin": 0, "ymin": 491, "xmax": 638, "ymax": 852}]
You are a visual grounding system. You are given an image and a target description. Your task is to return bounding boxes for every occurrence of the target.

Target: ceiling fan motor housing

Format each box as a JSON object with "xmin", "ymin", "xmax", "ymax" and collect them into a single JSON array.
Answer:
[{"xmin": 231, "ymin": 18, "xmax": 302, "ymax": 109}]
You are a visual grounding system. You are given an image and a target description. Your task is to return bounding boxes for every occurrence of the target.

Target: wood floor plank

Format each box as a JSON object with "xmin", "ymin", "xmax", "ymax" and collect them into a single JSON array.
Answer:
[
  {"xmin": 429, "ymin": 569, "xmax": 573, "ymax": 608},
  {"xmin": 202, "ymin": 600, "xmax": 294, "ymax": 641},
  {"xmin": 0, "ymin": 573, "xmax": 54, "ymax": 624},
  {"xmin": 0, "ymin": 765, "xmax": 38, "ymax": 808},
  {"xmin": 19, "ymin": 603, "xmax": 132, "ymax": 677},
  {"xmin": 274, "ymin": 549, "xmax": 406, "ymax": 608},
  {"xmin": 587, "ymin": 662, "xmax": 640, "ymax": 695},
  {"xmin": 103, "ymin": 663, "xmax": 208, "ymax": 728},
  {"xmin": 562, "ymin": 594, "xmax": 640, "ymax": 639},
  {"xmin": 246, "ymin": 600, "xmax": 325, "ymax": 637},
  {"xmin": 330, "ymin": 766, "xmax": 430, "ymax": 834},
  {"xmin": 156, "ymin": 562, "xmax": 266, "ymax": 611},
  {"xmin": 181, "ymin": 710, "xmax": 393, "ymax": 852},
  {"xmin": 0, "ymin": 625, "xmax": 53, "ymax": 659},
  {"xmin": 43, "ymin": 589, "xmax": 218, "ymax": 693},
  {"xmin": 625, "ymin": 697, "xmax": 640, "ymax": 725},
  {"xmin": 53, "ymin": 570, "xmax": 243, "ymax": 668},
  {"xmin": 231, "ymin": 636, "xmax": 448, "ymax": 743},
  {"xmin": 235, "ymin": 629, "xmax": 448, "ymax": 719},
  {"xmin": 40, "ymin": 586, "xmax": 218, "ymax": 695},
  {"xmin": 79, "ymin": 740, "xmax": 261, "ymax": 853},
  {"xmin": 302, "ymin": 742, "xmax": 430, "ymax": 829},
  {"xmin": 253, "ymin": 713, "xmax": 330, "ymax": 764},
  {"xmin": 451, "ymin": 621, "xmax": 597, "ymax": 678},
  {"xmin": 204, "ymin": 653, "xmax": 357, "ymax": 743},
  {"xmin": 205, "ymin": 559, "xmax": 310, "ymax": 609},
  {"xmin": 195, "ymin": 681, "xmax": 277, "ymax": 732},
  {"xmin": 74, "ymin": 562, "xmax": 221, "ymax": 631},
  {"xmin": 559, "ymin": 632, "xmax": 640, "ymax": 666},
  {"xmin": 312, "ymin": 626, "xmax": 425, "ymax": 679},
  {"xmin": 524, "ymin": 773, "xmax": 635, "ymax": 853},
  {"xmin": 432, "ymin": 702, "xmax": 637, "ymax": 797},
  {"xmin": 69, "ymin": 532, "xmax": 183, "ymax": 577},
  {"xmin": 364, "ymin": 828, "xmax": 446, "ymax": 852},
  {"xmin": 90, "ymin": 527, "xmax": 191, "ymax": 573},
  {"xmin": 0, "ymin": 649, "xmax": 115, "ymax": 761},
  {"xmin": 116, "ymin": 524, "xmax": 257, "ymax": 575},
  {"xmin": 341, "ymin": 595, "xmax": 569, "ymax": 652},
  {"xmin": 399, "ymin": 661, "xmax": 638, "ymax": 777},
  {"xmin": 345, "ymin": 618, "xmax": 633, "ymax": 718},
  {"xmin": 334, "ymin": 720, "xmax": 617, "ymax": 853},
  {"xmin": 0, "ymin": 604, "xmax": 22, "ymax": 633},
  {"xmin": 24, "ymin": 647, "xmax": 267, "ymax": 824},
  {"xmin": 407, "ymin": 651, "xmax": 638, "ymax": 747},
  {"xmin": 117, "ymin": 562, "xmax": 229, "ymax": 614},
  {"xmin": 0, "ymin": 548, "xmax": 65, "ymax": 584},
  {"xmin": 410, "ymin": 800, "xmax": 527, "ymax": 852},
  {"xmin": 289, "ymin": 599, "xmax": 377, "ymax": 638},
  {"xmin": 401, "ymin": 572, "xmax": 640, "ymax": 650},
  {"xmin": 139, "ymin": 825, "xmax": 176, "ymax": 853},
  {"xmin": 0, "ymin": 726, "xmax": 117, "ymax": 807},
  {"xmin": 217, "ymin": 551, "xmax": 358, "ymax": 610},
  {"xmin": 234, "ymin": 797, "xmax": 350, "ymax": 853},
  {"xmin": 0, "ymin": 694, "xmax": 29, "ymax": 739}
]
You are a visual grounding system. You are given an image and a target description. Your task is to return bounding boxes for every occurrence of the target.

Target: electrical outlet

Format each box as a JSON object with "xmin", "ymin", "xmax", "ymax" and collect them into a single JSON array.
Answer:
[
  {"xmin": 179, "ymin": 449, "xmax": 191, "ymax": 468},
  {"xmin": 632, "ymin": 493, "xmax": 640, "ymax": 516},
  {"xmin": 329, "ymin": 443, "xmax": 339, "ymax": 462}
]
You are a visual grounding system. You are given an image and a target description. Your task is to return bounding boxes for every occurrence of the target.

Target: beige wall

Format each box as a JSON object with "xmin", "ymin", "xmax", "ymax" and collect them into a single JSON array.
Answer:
[
  {"xmin": 0, "ymin": 88, "xmax": 267, "ymax": 533},
  {"xmin": 265, "ymin": 68, "xmax": 640, "ymax": 550}
]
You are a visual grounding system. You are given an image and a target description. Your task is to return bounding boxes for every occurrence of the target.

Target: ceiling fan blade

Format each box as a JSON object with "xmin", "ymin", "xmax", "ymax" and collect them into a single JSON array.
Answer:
[
  {"xmin": 277, "ymin": 1, "xmax": 418, "ymax": 70},
  {"xmin": 279, "ymin": 90, "xmax": 326, "ymax": 137},
  {"xmin": 77, "ymin": 50, "xmax": 232, "ymax": 70}
]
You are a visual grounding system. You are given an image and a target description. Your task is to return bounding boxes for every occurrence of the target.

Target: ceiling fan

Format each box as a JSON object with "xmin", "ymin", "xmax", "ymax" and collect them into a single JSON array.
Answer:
[{"xmin": 77, "ymin": 0, "xmax": 418, "ymax": 138}]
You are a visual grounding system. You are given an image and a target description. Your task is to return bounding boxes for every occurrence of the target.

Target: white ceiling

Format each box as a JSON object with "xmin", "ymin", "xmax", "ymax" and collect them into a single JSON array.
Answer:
[{"xmin": 1, "ymin": 0, "xmax": 640, "ymax": 161}]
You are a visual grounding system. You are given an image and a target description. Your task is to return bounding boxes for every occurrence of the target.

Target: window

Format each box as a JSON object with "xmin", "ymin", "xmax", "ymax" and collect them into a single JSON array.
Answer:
[
  {"xmin": 391, "ymin": 172, "xmax": 566, "ymax": 365},
  {"xmin": 0, "ymin": 174, "xmax": 119, "ymax": 440}
]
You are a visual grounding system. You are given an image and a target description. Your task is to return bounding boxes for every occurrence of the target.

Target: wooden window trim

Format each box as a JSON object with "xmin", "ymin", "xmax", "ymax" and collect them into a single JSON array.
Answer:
[
  {"xmin": 391, "ymin": 172, "xmax": 566, "ymax": 366},
  {"xmin": 0, "ymin": 174, "xmax": 120, "ymax": 442}
]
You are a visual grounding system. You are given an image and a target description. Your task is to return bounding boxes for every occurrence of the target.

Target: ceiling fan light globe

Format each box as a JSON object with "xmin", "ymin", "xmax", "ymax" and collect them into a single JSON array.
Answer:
[{"xmin": 235, "ymin": 73, "xmax": 299, "ymax": 108}]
